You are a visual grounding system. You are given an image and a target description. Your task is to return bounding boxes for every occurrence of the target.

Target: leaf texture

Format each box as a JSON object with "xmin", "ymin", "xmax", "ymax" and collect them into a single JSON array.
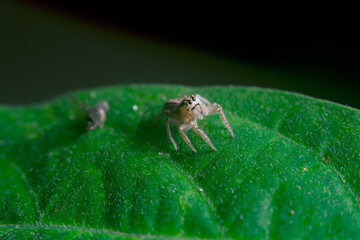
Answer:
[{"xmin": 0, "ymin": 85, "xmax": 360, "ymax": 239}]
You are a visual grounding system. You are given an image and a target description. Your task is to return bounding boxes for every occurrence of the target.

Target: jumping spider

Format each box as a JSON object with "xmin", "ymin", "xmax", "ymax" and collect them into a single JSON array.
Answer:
[{"xmin": 153, "ymin": 94, "xmax": 234, "ymax": 152}]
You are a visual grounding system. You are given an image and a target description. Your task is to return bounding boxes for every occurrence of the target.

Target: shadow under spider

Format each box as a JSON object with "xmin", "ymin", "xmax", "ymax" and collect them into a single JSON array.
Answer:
[
  {"xmin": 134, "ymin": 116, "xmax": 215, "ymax": 166},
  {"xmin": 134, "ymin": 117, "xmax": 170, "ymax": 152}
]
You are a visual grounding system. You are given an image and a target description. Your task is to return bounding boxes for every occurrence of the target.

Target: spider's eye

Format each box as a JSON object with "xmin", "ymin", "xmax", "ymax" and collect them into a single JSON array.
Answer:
[
  {"xmin": 192, "ymin": 96, "xmax": 196, "ymax": 101},
  {"xmin": 188, "ymin": 100, "xmax": 192, "ymax": 104}
]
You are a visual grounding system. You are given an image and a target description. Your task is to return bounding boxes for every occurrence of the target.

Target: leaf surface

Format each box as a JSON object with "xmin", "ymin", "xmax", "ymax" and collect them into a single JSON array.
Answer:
[{"xmin": 0, "ymin": 85, "xmax": 360, "ymax": 239}]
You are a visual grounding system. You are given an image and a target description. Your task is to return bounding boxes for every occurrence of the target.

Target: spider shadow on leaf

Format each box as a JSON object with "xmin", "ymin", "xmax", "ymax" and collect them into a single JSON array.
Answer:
[
  {"xmin": 134, "ymin": 117, "xmax": 173, "ymax": 152},
  {"xmin": 134, "ymin": 115, "xmax": 217, "ymax": 172}
]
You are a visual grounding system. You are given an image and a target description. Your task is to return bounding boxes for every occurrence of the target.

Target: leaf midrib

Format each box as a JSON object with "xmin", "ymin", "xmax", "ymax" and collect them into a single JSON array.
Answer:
[{"xmin": 0, "ymin": 224, "xmax": 205, "ymax": 240}]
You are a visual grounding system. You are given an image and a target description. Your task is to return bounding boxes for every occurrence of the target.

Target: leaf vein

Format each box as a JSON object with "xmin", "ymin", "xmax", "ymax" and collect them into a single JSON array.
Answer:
[
  {"xmin": 9, "ymin": 162, "xmax": 43, "ymax": 223},
  {"xmin": 239, "ymin": 117, "xmax": 360, "ymax": 211},
  {"xmin": 165, "ymin": 158, "xmax": 223, "ymax": 237}
]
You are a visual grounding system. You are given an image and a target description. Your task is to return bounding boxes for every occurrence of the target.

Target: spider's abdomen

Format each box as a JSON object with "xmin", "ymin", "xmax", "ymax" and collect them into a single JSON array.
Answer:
[{"xmin": 163, "ymin": 99, "xmax": 181, "ymax": 118}]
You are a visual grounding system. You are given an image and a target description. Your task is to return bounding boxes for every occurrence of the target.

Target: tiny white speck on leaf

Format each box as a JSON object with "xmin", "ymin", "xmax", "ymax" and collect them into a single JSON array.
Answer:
[
  {"xmin": 291, "ymin": 210, "xmax": 295, "ymax": 214},
  {"xmin": 90, "ymin": 91, "xmax": 97, "ymax": 98},
  {"xmin": 132, "ymin": 105, "xmax": 138, "ymax": 111}
]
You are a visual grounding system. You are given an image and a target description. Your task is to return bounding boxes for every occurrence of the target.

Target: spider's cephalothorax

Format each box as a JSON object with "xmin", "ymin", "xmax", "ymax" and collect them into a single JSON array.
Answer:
[{"xmin": 153, "ymin": 94, "xmax": 234, "ymax": 152}]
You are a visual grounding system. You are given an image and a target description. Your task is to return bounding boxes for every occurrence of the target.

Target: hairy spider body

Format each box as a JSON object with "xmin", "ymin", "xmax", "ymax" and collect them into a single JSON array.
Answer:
[{"xmin": 153, "ymin": 94, "xmax": 234, "ymax": 152}]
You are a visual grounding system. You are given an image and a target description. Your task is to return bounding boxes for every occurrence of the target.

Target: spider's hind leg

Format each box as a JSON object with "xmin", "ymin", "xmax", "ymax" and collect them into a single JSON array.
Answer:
[{"xmin": 152, "ymin": 112, "xmax": 165, "ymax": 126}]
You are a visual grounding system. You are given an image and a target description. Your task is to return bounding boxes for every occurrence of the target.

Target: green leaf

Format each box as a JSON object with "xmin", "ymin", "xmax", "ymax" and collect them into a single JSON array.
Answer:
[{"xmin": 0, "ymin": 85, "xmax": 360, "ymax": 239}]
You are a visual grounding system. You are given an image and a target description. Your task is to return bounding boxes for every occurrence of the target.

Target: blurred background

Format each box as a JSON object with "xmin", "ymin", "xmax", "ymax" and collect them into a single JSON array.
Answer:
[{"xmin": 1, "ymin": 1, "xmax": 359, "ymax": 108}]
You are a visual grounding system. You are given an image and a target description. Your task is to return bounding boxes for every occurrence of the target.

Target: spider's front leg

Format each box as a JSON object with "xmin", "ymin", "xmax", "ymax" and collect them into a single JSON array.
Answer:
[
  {"xmin": 190, "ymin": 121, "xmax": 217, "ymax": 151},
  {"xmin": 208, "ymin": 102, "xmax": 235, "ymax": 139},
  {"xmin": 166, "ymin": 118, "xmax": 178, "ymax": 151},
  {"xmin": 178, "ymin": 124, "xmax": 197, "ymax": 153}
]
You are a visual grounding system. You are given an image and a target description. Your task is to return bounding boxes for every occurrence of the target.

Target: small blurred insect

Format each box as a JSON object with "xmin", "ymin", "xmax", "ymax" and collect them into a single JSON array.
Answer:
[
  {"xmin": 86, "ymin": 100, "xmax": 110, "ymax": 131},
  {"xmin": 153, "ymin": 94, "xmax": 234, "ymax": 152}
]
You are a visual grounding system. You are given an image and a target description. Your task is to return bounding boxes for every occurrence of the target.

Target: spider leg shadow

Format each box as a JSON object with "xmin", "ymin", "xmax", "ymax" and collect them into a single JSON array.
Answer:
[{"xmin": 134, "ymin": 117, "xmax": 171, "ymax": 152}]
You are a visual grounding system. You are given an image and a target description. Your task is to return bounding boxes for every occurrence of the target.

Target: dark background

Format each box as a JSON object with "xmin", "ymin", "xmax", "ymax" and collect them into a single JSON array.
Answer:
[{"xmin": 1, "ymin": 1, "xmax": 359, "ymax": 108}]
